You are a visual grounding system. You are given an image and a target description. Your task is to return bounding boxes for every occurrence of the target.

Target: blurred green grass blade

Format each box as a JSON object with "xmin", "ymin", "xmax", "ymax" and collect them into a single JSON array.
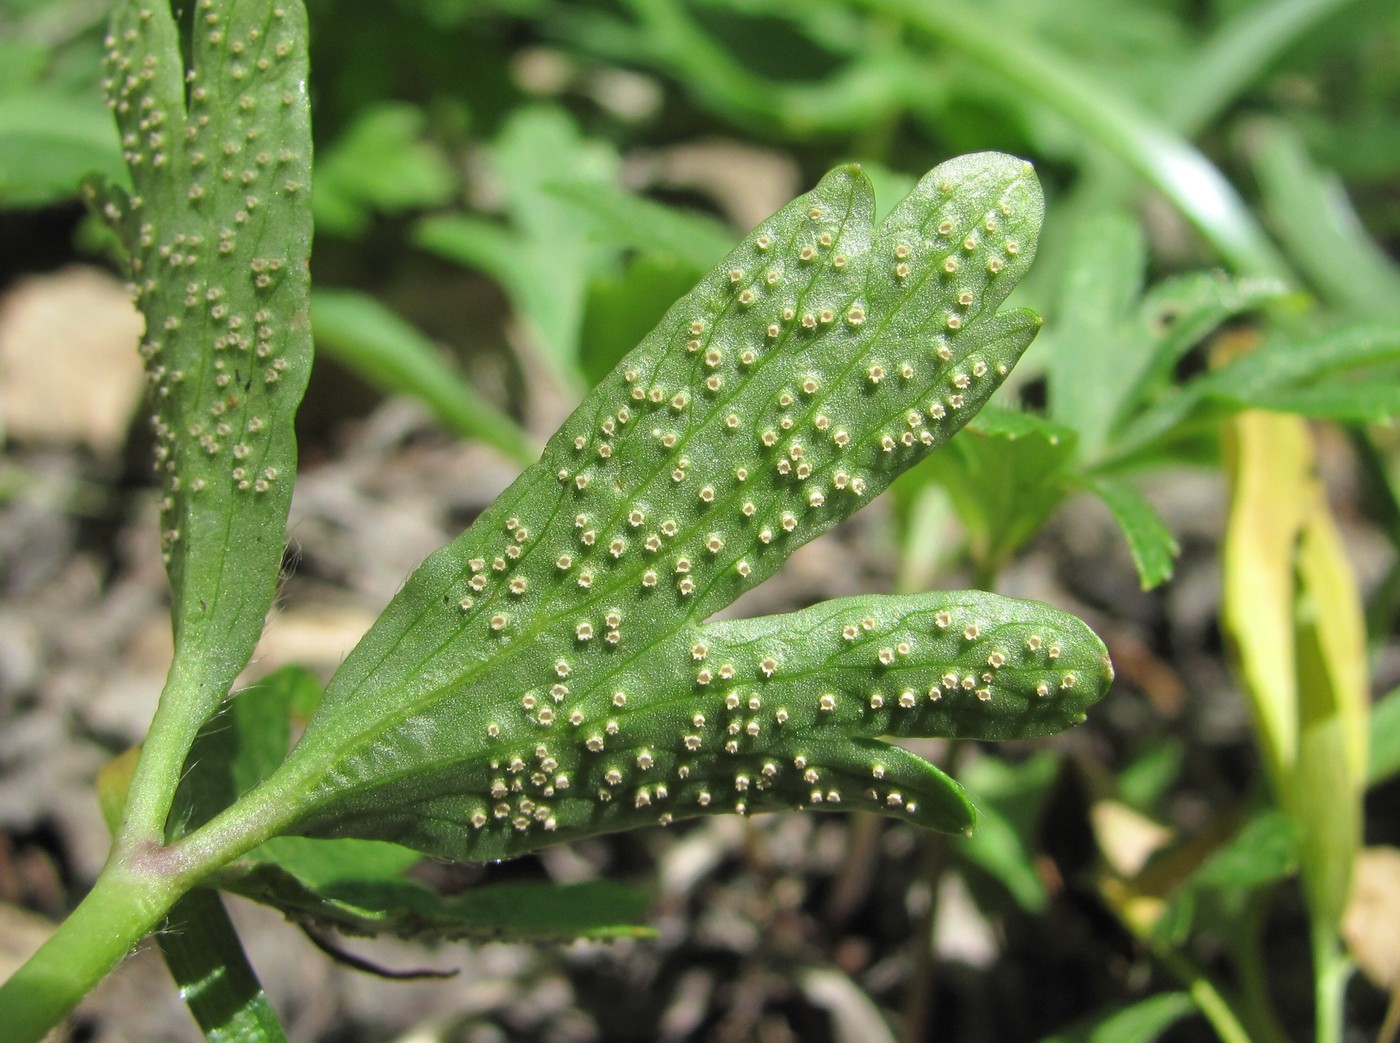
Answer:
[
  {"xmin": 312, "ymin": 102, "xmax": 456, "ymax": 239},
  {"xmin": 1041, "ymin": 991, "xmax": 1197, "ymax": 1043},
  {"xmin": 156, "ymin": 889, "xmax": 289, "ymax": 1043},
  {"xmin": 545, "ymin": 181, "xmax": 736, "ymax": 271},
  {"xmin": 1235, "ymin": 382, "xmax": 1400, "ymax": 424},
  {"xmin": 0, "ymin": 93, "xmax": 127, "ymax": 206},
  {"xmin": 1368, "ymin": 685, "xmax": 1400, "ymax": 786},
  {"xmin": 1115, "ymin": 739, "xmax": 1184, "ymax": 812},
  {"xmin": 1249, "ymin": 121, "xmax": 1400, "ymax": 318},
  {"xmin": 415, "ymin": 106, "xmax": 618, "ymax": 394},
  {"xmin": 1203, "ymin": 322, "xmax": 1400, "ymax": 407},
  {"xmin": 956, "ymin": 752, "xmax": 1060, "ymax": 912},
  {"xmin": 580, "ymin": 256, "xmax": 702, "ymax": 385},
  {"xmin": 1080, "ymin": 476, "xmax": 1179, "ymax": 590},
  {"xmin": 310, "ymin": 289, "xmax": 536, "ymax": 465},
  {"xmin": 615, "ymin": 0, "xmax": 920, "ymax": 135},
  {"xmin": 1187, "ymin": 810, "xmax": 1298, "ymax": 893},
  {"xmin": 95, "ymin": 0, "xmax": 314, "ymax": 844},
  {"xmin": 1040, "ymin": 209, "xmax": 1144, "ymax": 458},
  {"xmin": 859, "ymin": 0, "xmax": 1292, "ymax": 281},
  {"xmin": 1165, "ymin": 0, "xmax": 1360, "ymax": 135}
]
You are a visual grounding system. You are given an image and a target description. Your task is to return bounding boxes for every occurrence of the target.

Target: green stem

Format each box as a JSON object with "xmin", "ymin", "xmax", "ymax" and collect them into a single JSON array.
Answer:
[
  {"xmin": 115, "ymin": 655, "xmax": 214, "ymax": 850},
  {"xmin": 0, "ymin": 855, "xmax": 188, "ymax": 1043},
  {"xmin": 1153, "ymin": 945, "xmax": 1255, "ymax": 1043},
  {"xmin": 857, "ymin": 0, "xmax": 1292, "ymax": 282},
  {"xmin": 1311, "ymin": 924, "xmax": 1351, "ymax": 1043},
  {"xmin": 1233, "ymin": 887, "xmax": 1293, "ymax": 1043}
]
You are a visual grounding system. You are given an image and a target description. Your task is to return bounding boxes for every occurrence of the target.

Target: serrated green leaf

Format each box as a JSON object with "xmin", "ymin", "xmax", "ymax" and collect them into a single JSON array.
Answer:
[
  {"xmin": 310, "ymin": 288, "xmax": 536, "ymax": 465},
  {"xmin": 156, "ymin": 889, "xmax": 289, "ymax": 1043},
  {"xmin": 1205, "ymin": 321, "xmax": 1400, "ymax": 408},
  {"xmin": 916, "ymin": 406, "xmax": 1078, "ymax": 581},
  {"xmin": 219, "ymin": 156, "xmax": 1111, "ymax": 862},
  {"xmin": 1080, "ymin": 476, "xmax": 1179, "ymax": 589},
  {"xmin": 1118, "ymin": 270, "xmax": 1291, "ymax": 424}
]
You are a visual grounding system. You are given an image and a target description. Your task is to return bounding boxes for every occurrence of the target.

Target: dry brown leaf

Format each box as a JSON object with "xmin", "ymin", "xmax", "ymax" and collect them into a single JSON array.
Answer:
[
  {"xmin": 1342, "ymin": 846, "xmax": 1400, "ymax": 989},
  {"xmin": 1092, "ymin": 799, "xmax": 1174, "ymax": 878}
]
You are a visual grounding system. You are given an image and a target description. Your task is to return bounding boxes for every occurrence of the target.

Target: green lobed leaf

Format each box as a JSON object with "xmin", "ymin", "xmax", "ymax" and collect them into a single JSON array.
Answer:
[
  {"xmin": 91, "ymin": 0, "xmax": 313, "ymax": 739},
  {"xmin": 234, "ymin": 155, "xmax": 1112, "ymax": 862},
  {"xmin": 170, "ymin": 665, "xmax": 652, "ymax": 941},
  {"xmin": 1115, "ymin": 270, "xmax": 1292, "ymax": 432},
  {"xmin": 293, "ymin": 591, "xmax": 1110, "ymax": 855}
]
